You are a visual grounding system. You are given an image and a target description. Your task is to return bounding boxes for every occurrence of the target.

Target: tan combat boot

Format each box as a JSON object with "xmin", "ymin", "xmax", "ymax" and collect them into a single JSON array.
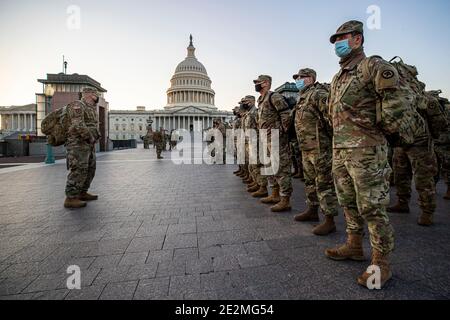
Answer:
[
  {"xmin": 325, "ymin": 234, "xmax": 366, "ymax": 261},
  {"xmin": 243, "ymin": 177, "xmax": 253, "ymax": 184},
  {"xmin": 312, "ymin": 215, "xmax": 337, "ymax": 236},
  {"xmin": 271, "ymin": 196, "xmax": 292, "ymax": 213},
  {"xmin": 252, "ymin": 186, "xmax": 269, "ymax": 198},
  {"xmin": 64, "ymin": 197, "xmax": 87, "ymax": 209},
  {"xmin": 357, "ymin": 249, "xmax": 392, "ymax": 289},
  {"xmin": 418, "ymin": 212, "xmax": 434, "ymax": 226},
  {"xmin": 261, "ymin": 188, "xmax": 281, "ymax": 204},
  {"xmin": 79, "ymin": 192, "xmax": 99, "ymax": 201},
  {"xmin": 387, "ymin": 199, "xmax": 410, "ymax": 214},
  {"xmin": 247, "ymin": 184, "xmax": 260, "ymax": 193},
  {"xmin": 294, "ymin": 206, "xmax": 319, "ymax": 222},
  {"xmin": 444, "ymin": 186, "xmax": 450, "ymax": 200}
]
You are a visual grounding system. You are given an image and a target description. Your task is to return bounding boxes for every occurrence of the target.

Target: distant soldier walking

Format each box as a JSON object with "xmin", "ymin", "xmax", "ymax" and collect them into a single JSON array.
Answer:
[
  {"xmin": 64, "ymin": 88, "xmax": 101, "ymax": 209},
  {"xmin": 153, "ymin": 127, "xmax": 165, "ymax": 159}
]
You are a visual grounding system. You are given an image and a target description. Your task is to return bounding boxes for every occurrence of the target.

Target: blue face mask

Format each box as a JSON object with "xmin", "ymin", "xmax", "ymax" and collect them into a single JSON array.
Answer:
[
  {"xmin": 295, "ymin": 79, "xmax": 306, "ymax": 91},
  {"xmin": 335, "ymin": 39, "xmax": 352, "ymax": 58}
]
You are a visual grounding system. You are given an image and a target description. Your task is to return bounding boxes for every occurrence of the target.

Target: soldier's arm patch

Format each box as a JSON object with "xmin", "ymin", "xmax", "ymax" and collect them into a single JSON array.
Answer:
[{"xmin": 374, "ymin": 62, "xmax": 399, "ymax": 92}]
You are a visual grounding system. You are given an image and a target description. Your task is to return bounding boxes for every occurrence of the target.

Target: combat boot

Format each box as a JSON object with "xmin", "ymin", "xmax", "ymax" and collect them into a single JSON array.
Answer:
[
  {"xmin": 233, "ymin": 169, "xmax": 241, "ymax": 175},
  {"xmin": 387, "ymin": 199, "xmax": 410, "ymax": 214},
  {"xmin": 325, "ymin": 234, "xmax": 366, "ymax": 261},
  {"xmin": 357, "ymin": 249, "xmax": 392, "ymax": 289},
  {"xmin": 237, "ymin": 171, "xmax": 246, "ymax": 177},
  {"xmin": 252, "ymin": 186, "xmax": 269, "ymax": 198},
  {"xmin": 294, "ymin": 206, "xmax": 319, "ymax": 222},
  {"xmin": 79, "ymin": 192, "xmax": 98, "ymax": 201},
  {"xmin": 444, "ymin": 186, "xmax": 450, "ymax": 200},
  {"xmin": 261, "ymin": 188, "xmax": 281, "ymax": 204},
  {"xmin": 244, "ymin": 178, "xmax": 254, "ymax": 185},
  {"xmin": 271, "ymin": 196, "xmax": 292, "ymax": 213},
  {"xmin": 247, "ymin": 184, "xmax": 260, "ymax": 193},
  {"xmin": 312, "ymin": 215, "xmax": 337, "ymax": 236},
  {"xmin": 64, "ymin": 197, "xmax": 87, "ymax": 209},
  {"xmin": 418, "ymin": 212, "xmax": 434, "ymax": 226}
]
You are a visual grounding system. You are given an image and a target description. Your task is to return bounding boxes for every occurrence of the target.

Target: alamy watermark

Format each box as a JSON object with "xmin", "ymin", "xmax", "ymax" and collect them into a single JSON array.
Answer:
[
  {"xmin": 170, "ymin": 124, "xmax": 281, "ymax": 176},
  {"xmin": 66, "ymin": 265, "xmax": 81, "ymax": 290}
]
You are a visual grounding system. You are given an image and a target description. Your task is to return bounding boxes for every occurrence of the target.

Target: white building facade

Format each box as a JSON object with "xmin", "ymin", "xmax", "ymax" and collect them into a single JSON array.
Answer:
[
  {"xmin": 0, "ymin": 104, "xmax": 37, "ymax": 135},
  {"xmin": 109, "ymin": 35, "xmax": 233, "ymax": 141}
]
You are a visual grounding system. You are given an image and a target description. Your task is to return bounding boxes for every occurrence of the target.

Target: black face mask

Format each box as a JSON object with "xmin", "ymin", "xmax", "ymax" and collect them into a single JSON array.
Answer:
[
  {"xmin": 255, "ymin": 84, "xmax": 262, "ymax": 93},
  {"xmin": 94, "ymin": 96, "xmax": 100, "ymax": 104},
  {"xmin": 241, "ymin": 103, "xmax": 251, "ymax": 110}
]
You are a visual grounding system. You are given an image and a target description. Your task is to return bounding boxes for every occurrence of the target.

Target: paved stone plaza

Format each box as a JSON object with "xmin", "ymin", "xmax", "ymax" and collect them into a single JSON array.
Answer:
[{"xmin": 0, "ymin": 145, "xmax": 449, "ymax": 300}]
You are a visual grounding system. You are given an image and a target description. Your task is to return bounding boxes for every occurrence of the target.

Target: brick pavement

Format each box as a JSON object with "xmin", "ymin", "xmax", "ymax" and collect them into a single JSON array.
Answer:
[{"xmin": 0, "ymin": 144, "xmax": 449, "ymax": 300}]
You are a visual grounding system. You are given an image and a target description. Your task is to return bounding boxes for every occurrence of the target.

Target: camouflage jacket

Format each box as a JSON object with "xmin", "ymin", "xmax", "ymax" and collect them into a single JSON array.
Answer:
[
  {"xmin": 217, "ymin": 123, "xmax": 226, "ymax": 137},
  {"xmin": 257, "ymin": 91, "xmax": 290, "ymax": 135},
  {"xmin": 233, "ymin": 117, "xmax": 242, "ymax": 129},
  {"xmin": 64, "ymin": 100, "xmax": 99, "ymax": 146},
  {"xmin": 243, "ymin": 106, "xmax": 258, "ymax": 130},
  {"xmin": 436, "ymin": 96, "xmax": 450, "ymax": 145},
  {"xmin": 329, "ymin": 50, "xmax": 404, "ymax": 149},
  {"xmin": 295, "ymin": 83, "xmax": 332, "ymax": 152},
  {"xmin": 152, "ymin": 131, "xmax": 163, "ymax": 143}
]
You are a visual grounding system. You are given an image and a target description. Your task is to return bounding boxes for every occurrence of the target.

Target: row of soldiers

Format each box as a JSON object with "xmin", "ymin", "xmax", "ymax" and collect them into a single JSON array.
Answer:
[{"xmin": 230, "ymin": 20, "xmax": 450, "ymax": 289}]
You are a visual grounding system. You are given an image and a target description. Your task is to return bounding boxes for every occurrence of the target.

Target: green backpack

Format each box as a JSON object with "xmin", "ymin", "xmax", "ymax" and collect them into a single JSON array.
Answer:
[
  {"xmin": 41, "ymin": 106, "xmax": 67, "ymax": 146},
  {"xmin": 388, "ymin": 57, "xmax": 446, "ymax": 142}
]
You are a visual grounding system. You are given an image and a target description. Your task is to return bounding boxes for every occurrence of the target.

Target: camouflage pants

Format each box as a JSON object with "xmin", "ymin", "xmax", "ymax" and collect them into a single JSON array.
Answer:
[
  {"xmin": 265, "ymin": 135, "xmax": 292, "ymax": 197},
  {"xmin": 290, "ymin": 141, "xmax": 303, "ymax": 175},
  {"xmin": 156, "ymin": 142, "xmax": 164, "ymax": 157},
  {"xmin": 435, "ymin": 144, "xmax": 450, "ymax": 185},
  {"xmin": 393, "ymin": 145, "xmax": 438, "ymax": 214},
  {"xmin": 302, "ymin": 149, "xmax": 338, "ymax": 216},
  {"xmin": 65, "ymin": 143, "xmax": 96, "ymax": 197},
  {"xmin": 333, "ymin": 146, "xmax": 394, "ymax": 255}
]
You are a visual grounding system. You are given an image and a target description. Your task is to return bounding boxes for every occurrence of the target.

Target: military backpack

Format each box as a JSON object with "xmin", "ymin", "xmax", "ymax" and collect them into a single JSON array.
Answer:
[
  {"xmin": 41, "ymin": 106, "xmax": 68, "ymax": 147},
  {"xmin": 387, "ymin": 56, "xmax": 447, "ymax": 142}
]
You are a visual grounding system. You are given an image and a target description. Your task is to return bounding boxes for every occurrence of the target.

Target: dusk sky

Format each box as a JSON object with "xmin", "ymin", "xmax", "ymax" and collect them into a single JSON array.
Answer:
[{"xmin": 1, "ymin": 0, "xmax": 449, "ymax": 111}]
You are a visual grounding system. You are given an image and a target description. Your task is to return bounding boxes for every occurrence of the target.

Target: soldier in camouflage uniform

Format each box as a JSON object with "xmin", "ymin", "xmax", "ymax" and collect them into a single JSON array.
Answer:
[
  {"xmin": 433, "ymin": 92, "xmax": 450, "ymax": 200},
  {"xmin": 232, "ymin": 107, "xmax": 244, "ymax": 176},
  {"xmin": 241, "ymin": 96, "xmax": 269, "ymax": 197},
  {"xmin": 290, "ymin": 139, "xmax": 304, "ymax": 180},
  {"xmin": 387, "ymin": 90, "xmax": 440, "ymax": 226},
  {"xmin": 64, "ymin": 88, "xmax": 101, "ymax": 209},
  {"xmin": 214, "ymin": 118, "xmax": 227, "ymax": 164},
  {"xmin": 292, "ymin": 68, "xmax": 339, "ymax": 236},
  {"xmin": 325, "ymin": 21, "xmax": 397, "ymax": 289},
  {"xmin": 254, "ymin": 75, "xmax": 292, "ymax": 212},
  {"xmin": 152, "ymin": 127, "xmax": 165, "ymax": 159}
]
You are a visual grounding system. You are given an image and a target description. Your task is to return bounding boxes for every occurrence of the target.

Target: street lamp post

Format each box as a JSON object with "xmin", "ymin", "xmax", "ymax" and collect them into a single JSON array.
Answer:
[{"xmin": 44, "ymin": 86, "xmax": 55, "ymax": 164}]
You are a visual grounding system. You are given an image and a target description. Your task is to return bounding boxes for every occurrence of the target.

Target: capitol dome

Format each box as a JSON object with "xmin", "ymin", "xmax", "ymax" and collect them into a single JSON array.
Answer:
[{"xmin": 166, "ymin": 35, "xmax": 216, "ymax": 110}]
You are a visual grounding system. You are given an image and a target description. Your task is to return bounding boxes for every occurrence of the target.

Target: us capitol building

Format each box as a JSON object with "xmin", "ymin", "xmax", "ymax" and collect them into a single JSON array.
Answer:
[{"xmin": 109, "ymin": 36, "xmax": 233, "ymax": 141}]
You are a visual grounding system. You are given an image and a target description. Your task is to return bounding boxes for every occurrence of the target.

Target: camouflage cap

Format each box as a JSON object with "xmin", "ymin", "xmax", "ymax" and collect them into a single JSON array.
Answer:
[
  {"xmin": 293, "ymin": 68, "xmax": 317, "ymax": 80},
  {"xmin": 253, "ymin": 75, "xmax": 272, "ymax": 84},
  {"xmin": 82, "ymin": 87, "xmax": 99, "ymax": 96},
  {"xmin": 240, "ymin": 95, "xmax": 256, "ymax": 104},
  {"xmin": 330, "ymin": 20, "xmax": 364, "ymax": 44}
]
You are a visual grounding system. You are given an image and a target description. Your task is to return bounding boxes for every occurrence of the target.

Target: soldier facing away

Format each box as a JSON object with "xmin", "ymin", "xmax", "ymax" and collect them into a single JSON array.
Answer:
[
  {"xmin": 254, "ymin": 75, "xmax": 293, "ymax": 212},
  {"xmin": 152, "ymin": 127, "xmax": 165, "ymax": 159},
  {"xmin": 64, "ymin": 88, "xmax": 101, "ymax": 209},
  {"xmin": 292, "ymin": 68, "xmax": 339, "ymax": 236},
  {"xmin": 325, "ymin": 21, "xmax": 397, "ymax": 289}
]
